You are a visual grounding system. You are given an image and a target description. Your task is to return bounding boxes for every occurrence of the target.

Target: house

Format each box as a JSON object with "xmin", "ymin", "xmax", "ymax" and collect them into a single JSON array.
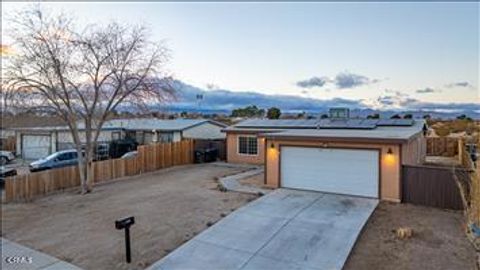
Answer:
[
  {"xmin": 11, "ymin": 118, "xmax": 226, "ymax": 160},
  {"xmin": 223, "ymin": 109, "xmax": 427, "ymax": 202}
]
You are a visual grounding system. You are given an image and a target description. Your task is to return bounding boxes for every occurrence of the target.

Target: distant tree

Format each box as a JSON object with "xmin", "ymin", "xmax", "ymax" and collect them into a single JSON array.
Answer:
[
  {"xmin": 403, "ymin": 114, "xmax": 413, "ymax": 119},
  {"xmin": 423, "ymin": 114, "xmax": 431, "ymax": 120},
  {"xmin": 390, "ymin": 114, "xmax": 401, "ymax": 119},
  {"xmin": 180, "ymin": 111, "xmax": 188, "ymax": 118},
  {"xmin": 306, "ymin": 115, "xmax": 316, "ymax": 119},
  {"xmin": 296, "ymin": 111, "xmax": 306, "ymax": 119},
  {"xmin": 367, "ymin": 113, "xmax": 380, "ymax": 119},
  {"xmin": 266, "ymin": 107, "xmax": 281, "ymax": 119},
  {"xmin": 231, "ymin": 105, "xmax": 265, "ymax": 118},
  {"xmin": 457, "ymin": 114, "xmax": 473, "ymax": 121},
  {"xmin": 320, "ymin": 114, "xmax": 329, "ymax": 119}
]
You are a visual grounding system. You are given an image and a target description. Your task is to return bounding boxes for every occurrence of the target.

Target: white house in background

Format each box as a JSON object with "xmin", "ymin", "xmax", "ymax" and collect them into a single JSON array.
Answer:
[{"xmin": 10, "ymin": 118, "xmax": 226, "ymax": 160}]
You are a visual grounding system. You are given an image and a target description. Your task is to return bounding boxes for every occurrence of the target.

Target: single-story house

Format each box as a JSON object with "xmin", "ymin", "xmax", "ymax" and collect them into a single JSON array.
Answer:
[
  {"xmin": 223, "ymin": 110, "xmax": 427, "ymax": 202},
  {"xmin": 11, "ymin": 118, "xmax": 226, "ymax": 160}
]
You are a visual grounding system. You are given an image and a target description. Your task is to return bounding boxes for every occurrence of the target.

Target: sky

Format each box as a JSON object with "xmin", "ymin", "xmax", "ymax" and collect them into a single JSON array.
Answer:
[{"xmin": 2, "ymin": 2, "xmax": 479, "ymax": 112}]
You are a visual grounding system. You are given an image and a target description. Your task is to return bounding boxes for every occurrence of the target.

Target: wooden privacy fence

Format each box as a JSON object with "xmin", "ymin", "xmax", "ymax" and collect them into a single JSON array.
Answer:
[
  {"xmin": 0, "ymin": 136, "xmax": 16, "ymax": 152},
  {"xmin": 402, "ymin": 165, "xmax": 465, "ymax": 210},
  {"xmin": 4, "ymin": 140, "xmax": 194, "ymax": 203},
  {"xmin": 426, "ymin": 137, "xmax": 460, "ymax": 157}
]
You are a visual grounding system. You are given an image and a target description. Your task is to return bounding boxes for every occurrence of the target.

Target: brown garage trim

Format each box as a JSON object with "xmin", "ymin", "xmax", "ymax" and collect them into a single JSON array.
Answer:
[
  {"xmin": 264, "ymin": 138, "xmax": 268, "ymax": 185},
  {"xmin": 278, "ymin": 144, "xmax": 382, "ymax": 199},
  {"xmin": 260, "ymin": 134, "xmax": 408, "ymax": 144}
]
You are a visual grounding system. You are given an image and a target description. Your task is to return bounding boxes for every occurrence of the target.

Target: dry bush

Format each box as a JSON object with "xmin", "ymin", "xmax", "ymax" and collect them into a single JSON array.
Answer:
[{"xmin": 435, "ymin": 126, "xmax": 451, "ymax": 137}]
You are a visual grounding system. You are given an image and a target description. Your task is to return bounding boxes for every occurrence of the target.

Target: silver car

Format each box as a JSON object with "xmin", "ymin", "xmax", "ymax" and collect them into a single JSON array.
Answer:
[
  {"xmin": 29, "ymin": 149, "xmax": 80, "ymax": 172},
  {"xmin": 0, "ymin": 151, "xmax": 15, "ymax": 165}
]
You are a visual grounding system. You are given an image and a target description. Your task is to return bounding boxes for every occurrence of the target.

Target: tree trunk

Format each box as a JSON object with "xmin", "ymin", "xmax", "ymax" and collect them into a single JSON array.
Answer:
[
  {"xmin": 84, "ymin": 119, "xmax": 95, "ymax": 191},
  {"xmin": 77, "ymin": 146, "xmax": 89, "ymax": 194}
]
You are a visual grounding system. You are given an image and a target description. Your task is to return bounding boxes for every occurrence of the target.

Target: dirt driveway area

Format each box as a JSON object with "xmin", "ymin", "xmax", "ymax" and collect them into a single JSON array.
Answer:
[
  {"xmin": 1, "ymin": 163, "xmax": 257, "ymax": 270},
  {"xmin": 344, "ymin": 202, "xmax": 477, "ymax": 270}
]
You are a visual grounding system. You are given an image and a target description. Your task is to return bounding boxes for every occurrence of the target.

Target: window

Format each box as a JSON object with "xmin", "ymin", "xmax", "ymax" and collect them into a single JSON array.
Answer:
[
  {"xmin": 158, "ymin": 133, "xmax": 173, "ymax": 143},
  {"xmin": 57, "ymin": 152, "xmax": 76, "ymax": 161},
  {"xmin": 238, "ymin": 136, "xmax": 258, "ymax": 155}
]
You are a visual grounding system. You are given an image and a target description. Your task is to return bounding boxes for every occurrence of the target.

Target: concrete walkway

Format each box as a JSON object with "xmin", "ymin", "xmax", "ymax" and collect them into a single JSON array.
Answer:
[
  {"xmin": 1, "ymin": 238, "xmax": 82, "ymax": 270},
  {"xmin": 218, "ymin": 167, "xmax": 270, "ymax": 195},
  {"xmin": 148, "ymin": 189, "xmax": 378, "ymax": 270}
]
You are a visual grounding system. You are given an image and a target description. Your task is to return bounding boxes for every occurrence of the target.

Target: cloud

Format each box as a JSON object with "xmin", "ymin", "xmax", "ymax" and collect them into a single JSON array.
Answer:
[
  {"xmin": 169, "ymin": 80, "xmax": 366, "ymax": 112},
  {"xmin": 446, "ymin": 81, "xmax": 474, "ymax": 89},
  {"xmin": 334, "ymin": 72, "xmax": 378, "ymax": 89},
  {"xmin": 297, "ymin": 72, "xmax": 379, "ymax": 90},
  {"xmin": 296, "ymin": 76, "xmax": 329, "ymax": 88},
  {"xmin": 416, "ymin": 87, "xmax": 438, "ymax": 94},
  {"xmin": 143, "ymin": 80, "xmax": 479, "ymax": 118}
]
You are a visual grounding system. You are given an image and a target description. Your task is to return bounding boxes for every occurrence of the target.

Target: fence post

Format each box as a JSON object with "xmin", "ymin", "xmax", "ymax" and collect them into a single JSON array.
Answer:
[{"xmin": 457, "ymin": 138, "xmax": 464, "ymax": 165}]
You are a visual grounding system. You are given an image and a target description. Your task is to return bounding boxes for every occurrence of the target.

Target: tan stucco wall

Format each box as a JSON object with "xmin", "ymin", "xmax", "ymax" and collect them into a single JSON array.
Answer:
[
  {"xmin": 264, "ymin": 139, "xmax": 402, "ymax": 202},
  {"xmin": 226, "ymin": 133, "xmax": 265, "ymax": 164}
]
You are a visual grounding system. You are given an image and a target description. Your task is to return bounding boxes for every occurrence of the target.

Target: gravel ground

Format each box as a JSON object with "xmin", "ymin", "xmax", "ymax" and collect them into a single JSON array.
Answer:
[
  {"xmin": 344, "ymin": 202, "xmax": 477, "ymax": 270},
  {"xmin": 1, "ymin": 163, "xmax": 257, "ymax": 270}
]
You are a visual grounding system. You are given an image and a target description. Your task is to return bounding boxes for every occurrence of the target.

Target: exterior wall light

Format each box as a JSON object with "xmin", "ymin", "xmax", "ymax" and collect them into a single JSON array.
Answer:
[
  {"xmin": 270, "ymin": 143, "xmax": 275, "ymax": 149},
  {"xmin": 387, "ymin": 148, "xmax": 393, "ymax": 155}
]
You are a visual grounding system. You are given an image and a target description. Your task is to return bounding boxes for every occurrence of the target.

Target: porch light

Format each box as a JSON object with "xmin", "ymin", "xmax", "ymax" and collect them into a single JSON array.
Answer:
[
  {"xmin": 387, "ymin": 148, "xmax": 393, "ymax": 155},
  {"xmin": 270, "ymin": 143, "xmax": 275, "ymax": 149}
]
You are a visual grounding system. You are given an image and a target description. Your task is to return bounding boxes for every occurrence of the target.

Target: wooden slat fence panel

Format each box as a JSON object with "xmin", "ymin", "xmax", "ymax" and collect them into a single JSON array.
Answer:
[
  {"xmin": 4, "ymin": 140, "xmax": 195, "ymax": 203},
  {"xmin": 0, "ymin": 136, "xmax": 16, "ymax": 152},
  {"xmin": 402, "ymin": 165, "xmax": 464, "ymax": 210},
  {"xmin": 426, "ymin": 137, "xmax": 459, "ymax": 157}
]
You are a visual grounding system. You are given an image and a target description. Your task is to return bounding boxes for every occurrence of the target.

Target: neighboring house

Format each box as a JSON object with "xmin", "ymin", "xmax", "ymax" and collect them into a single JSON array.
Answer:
[
  {"xmin": 11, "ymin": 118, "xmax": 226, "ymax": 160},
  {"xmin": 223, "ymin": 109, "xmax": 427, "ymax": 202}
]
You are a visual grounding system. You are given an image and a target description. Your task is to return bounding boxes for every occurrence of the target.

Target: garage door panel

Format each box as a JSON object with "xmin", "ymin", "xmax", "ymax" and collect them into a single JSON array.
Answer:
[
  {"xmin": 281, "ymin": 147, "xmax": 379, "ymax": 198},
  {"xmin": 22, "ymin": 135, "xmax": 51, "ymax": 160}
]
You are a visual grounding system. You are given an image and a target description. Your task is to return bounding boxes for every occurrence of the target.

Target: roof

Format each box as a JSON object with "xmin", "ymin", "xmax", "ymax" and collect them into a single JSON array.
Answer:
[
  {"xmin": 9, "ymin": 118, "xmax": 226, "ymax": 132},
  {"xmin": 103, "ymin": 118, "xmax": 226, "ymax": 131},
  {"xmin": 228, "ymin": 118, "xmax": 415, "ymax": 130},
  {"xmin": 260, "ymin": 120, "xmax": 425, "ymax": 142},
  {"xmin": 225, "ymin": 118, "xmax": 425, "ymax": 142}
]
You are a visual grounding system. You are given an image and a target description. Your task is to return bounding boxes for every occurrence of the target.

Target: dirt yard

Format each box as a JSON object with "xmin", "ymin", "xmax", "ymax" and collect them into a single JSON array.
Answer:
[
  {"xmin": 344, "ymin": 202, "xmax": 477, "ymax": 270},
  {"xmin": 1, "ymin": 163, "xmax": 257, "ymax": 270}
]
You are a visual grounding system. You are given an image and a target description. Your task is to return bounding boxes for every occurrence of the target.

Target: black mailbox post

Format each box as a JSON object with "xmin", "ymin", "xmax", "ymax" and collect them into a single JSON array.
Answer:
[{"xmin": 115, "ymin": 216, "xmax": 135, "ymax": 263}]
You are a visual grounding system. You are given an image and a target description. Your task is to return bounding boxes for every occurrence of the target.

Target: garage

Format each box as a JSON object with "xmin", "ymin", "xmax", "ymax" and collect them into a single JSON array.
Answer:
[
  {"xmin": 280, "ymin": 146, "xmax": 379, "ymax": 198},
  {"xmin": 22, "ymin": 135, "xmax": 51, "ymax": 160}
]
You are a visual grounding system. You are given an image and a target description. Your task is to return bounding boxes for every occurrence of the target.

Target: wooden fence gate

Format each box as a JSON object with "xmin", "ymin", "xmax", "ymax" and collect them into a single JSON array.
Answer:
[{"xmin": 402, "ymin": 165, "xmax": 465, "ymax": 210}]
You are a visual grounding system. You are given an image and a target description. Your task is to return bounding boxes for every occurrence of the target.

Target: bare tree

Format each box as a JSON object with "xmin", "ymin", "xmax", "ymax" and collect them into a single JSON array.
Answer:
[{"xmin": 4, "ymin": 8, "xmax": 174, "ymax": 193}]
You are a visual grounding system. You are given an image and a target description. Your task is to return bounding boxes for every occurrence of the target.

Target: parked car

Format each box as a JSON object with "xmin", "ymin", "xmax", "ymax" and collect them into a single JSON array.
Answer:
[
  {"xmin": 120, "ymin": 151, "xmax": 138, "ymax": 160},
  {"xmin": 0, "ymin": 150, "xmax": 15, "ymax": 165},
  {"xmin": 80, "ymin": 143, "xmax": 110, "ymax": 161},
  {"xmin": 0, "ymin": 166, "xmax": 17, "ymax": 188},
  {"xmin": 110, "ymin": 139, "xmax": 138, "ymax": 159},
  {"xmin": 29, "ymin": 149, "xmax": 80, "ymax": 172}
]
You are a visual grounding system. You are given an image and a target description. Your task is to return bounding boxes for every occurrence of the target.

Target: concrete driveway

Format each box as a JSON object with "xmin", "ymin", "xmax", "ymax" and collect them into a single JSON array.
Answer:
[{"xmin": 149, "ymin": 189, "xmax": 378, "ymax": 270}]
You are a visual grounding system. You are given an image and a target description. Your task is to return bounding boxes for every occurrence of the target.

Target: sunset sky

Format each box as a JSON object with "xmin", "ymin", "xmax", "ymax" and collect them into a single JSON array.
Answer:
[{"xmin": 2, "ymin": 2, "xmax": 479, "ymax": 112}]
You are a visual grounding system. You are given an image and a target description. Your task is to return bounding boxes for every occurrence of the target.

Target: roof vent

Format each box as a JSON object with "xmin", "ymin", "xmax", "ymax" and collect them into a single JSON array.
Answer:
[{"xmin": 329, "ymin": 108, "xmax": 350, "ymax": 120}]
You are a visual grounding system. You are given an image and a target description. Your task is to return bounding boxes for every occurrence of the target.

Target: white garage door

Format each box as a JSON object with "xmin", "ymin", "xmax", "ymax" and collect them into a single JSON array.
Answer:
[
  {"xmin": 22, "ymin": 135, "xmax": 51, "ymax": 160},
  {"xmin": 281, "ymin": 147, "xmax": 379, "ymax": 198}
]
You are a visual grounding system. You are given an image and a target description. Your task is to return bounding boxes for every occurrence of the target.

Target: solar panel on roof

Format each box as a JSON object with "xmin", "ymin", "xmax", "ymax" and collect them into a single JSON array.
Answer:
[
  {"xmin": 376, "ymin": 118, "xmax": 414, "ymax": 126},
  {"xmin": 393, "ymin": 119, "xmax": 414, "ymax": 126},
  {"xmin": 234, "ymin": 117, "xmax": 414, "ymax": 129},
  {"xmin": 234, "ymin": 119, "xmax": 318, "ymax": 128},
  {"xmin": 317, "ymin": 119, "xmax": 376, "ymax": 129}
]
